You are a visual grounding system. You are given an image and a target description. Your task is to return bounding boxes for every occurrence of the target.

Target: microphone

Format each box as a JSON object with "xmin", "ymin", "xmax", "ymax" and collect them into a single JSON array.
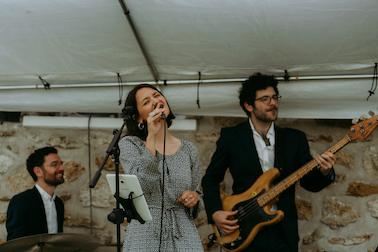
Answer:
[
  {"xmin": 122, "ymin": 106, "xmax": 133, "ymax": 120},
  {"xmin": 159, "ymin": 105, "xmax": 166, "ymax": 120},
  {"xmin": 153, "ymin": 104, "xmax": 166, "ymax": 119},
  {"xmin": 161, "ymin": 112, "xmax": 166, "ymax": 120}
]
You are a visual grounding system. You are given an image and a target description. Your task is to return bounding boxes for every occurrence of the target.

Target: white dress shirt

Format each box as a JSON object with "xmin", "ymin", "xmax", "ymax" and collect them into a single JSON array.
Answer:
[
  {"xmin": 35, "ymin": 184, "xmax": 58, "ymax": 234},
  {"xmin": 249, "ymin": 119, "xmax": 277, "ymax": 211},
  {"xmin": 249, "ymin": 119, "xmax": 275, "ymax": 173}
]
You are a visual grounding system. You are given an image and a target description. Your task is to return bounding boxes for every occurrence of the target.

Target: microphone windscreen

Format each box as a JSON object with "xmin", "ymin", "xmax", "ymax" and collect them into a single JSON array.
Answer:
[{"xmin": 122, "ymin": 106, "xmax": 134, "ymax": 119}]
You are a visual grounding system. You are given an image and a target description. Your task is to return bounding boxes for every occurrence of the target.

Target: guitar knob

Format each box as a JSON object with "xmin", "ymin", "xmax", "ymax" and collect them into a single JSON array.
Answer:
[{"xmin": 238, "ymin": 236, "xmax": 243, "ymax": 241}]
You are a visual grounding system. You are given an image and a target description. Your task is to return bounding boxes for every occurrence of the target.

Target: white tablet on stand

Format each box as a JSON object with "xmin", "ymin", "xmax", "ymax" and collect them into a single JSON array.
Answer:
[{"xmin": 106, "ymin": 174, "xmax": 152, "ymax": 222}]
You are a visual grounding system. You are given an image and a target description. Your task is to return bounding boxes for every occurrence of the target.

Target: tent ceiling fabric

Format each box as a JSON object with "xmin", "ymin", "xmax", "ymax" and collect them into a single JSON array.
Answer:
[{"xmin": 0, "ymin": 0, "xmax": 378, "ymax": 118}]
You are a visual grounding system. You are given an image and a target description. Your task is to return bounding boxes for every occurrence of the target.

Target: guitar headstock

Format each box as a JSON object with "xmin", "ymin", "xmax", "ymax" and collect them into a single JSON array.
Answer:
[{"xmin": 349, "ymin": 114, "xmax": 378, "ymax": 141}]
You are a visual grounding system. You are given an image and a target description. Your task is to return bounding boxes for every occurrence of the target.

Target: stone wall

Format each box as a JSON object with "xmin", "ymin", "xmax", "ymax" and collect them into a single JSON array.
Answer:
[{"xmin": 0, "ymin": 116, "xmax": 378, "ymax": 252}]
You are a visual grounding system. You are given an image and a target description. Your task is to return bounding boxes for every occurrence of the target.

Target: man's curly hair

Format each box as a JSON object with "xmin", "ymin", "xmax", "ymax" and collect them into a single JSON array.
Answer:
[{"xmin": 238, "ymin": 73, "xmax": 279, "ymax": 117}]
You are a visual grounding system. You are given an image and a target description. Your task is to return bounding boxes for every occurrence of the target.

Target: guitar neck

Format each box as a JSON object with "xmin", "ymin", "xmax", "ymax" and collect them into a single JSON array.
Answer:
[{"xmin": 257, "ymin": 135, "xmax": 351, "ymax": 206}]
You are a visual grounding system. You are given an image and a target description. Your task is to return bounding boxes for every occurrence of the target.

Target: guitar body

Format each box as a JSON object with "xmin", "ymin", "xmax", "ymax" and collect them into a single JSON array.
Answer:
[{"xmin": 212, "ymin": 168, "xmax": 284, "ymax": 252}]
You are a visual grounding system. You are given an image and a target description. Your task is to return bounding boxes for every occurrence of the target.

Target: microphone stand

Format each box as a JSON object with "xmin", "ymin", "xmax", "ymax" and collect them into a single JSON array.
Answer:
[
  {"xmin": 158, "ymin": 112, "xmax": 167, "ymax": 252},
  {"xmin": 89, "ymin": 111, "xmax": 132, "ymax": 252}
]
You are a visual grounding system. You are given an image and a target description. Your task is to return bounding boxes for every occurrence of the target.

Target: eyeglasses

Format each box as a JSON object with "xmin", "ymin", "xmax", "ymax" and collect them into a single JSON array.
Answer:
[
  {"xmin": 46, "ymin": 161, "xmax": 63, "ymax": 168},
  {"xmin": 255, "ymin": 95, "xmax": 281, "ymax": 104}
]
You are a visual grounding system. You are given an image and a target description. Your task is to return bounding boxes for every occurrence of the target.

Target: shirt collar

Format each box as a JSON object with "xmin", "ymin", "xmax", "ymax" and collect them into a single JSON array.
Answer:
[
  {"xmin": 249, "ymin": 118, "xmax": 275, "ymax": 145},
  {"xmin": 35, "ymin": 183, "xmax": 56, "ymax": 202}
]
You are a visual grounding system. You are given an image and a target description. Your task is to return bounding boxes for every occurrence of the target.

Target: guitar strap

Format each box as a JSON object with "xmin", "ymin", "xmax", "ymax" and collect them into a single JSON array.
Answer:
[{"xmin": 274, "ymin": 126, "xmax": 286, "ymax": 173}]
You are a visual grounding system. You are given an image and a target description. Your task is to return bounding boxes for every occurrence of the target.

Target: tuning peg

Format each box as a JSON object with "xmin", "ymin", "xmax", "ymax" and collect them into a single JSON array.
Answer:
[
  {"xmin": 351, "ymin": 118, "xmax": 359, "ymax": 125},
  {"xmin": 369, "ymin": 111, "xmax": 375, "ymax": 117},
  {"xmin": 359, "ymin": 114, "xmax": 368, "ymax": 121}
]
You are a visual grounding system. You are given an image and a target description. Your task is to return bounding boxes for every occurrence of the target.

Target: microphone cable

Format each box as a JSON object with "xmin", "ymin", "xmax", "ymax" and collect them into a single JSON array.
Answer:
[{"xmin": 87, "ymin": 113, "xmax": 93, "ymax": 235}]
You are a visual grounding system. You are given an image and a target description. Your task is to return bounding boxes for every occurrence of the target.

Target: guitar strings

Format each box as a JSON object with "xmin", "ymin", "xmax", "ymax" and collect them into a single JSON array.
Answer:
[{"xmin": 234, "ymin": 166, "xmax": 312, "ymax": 221}]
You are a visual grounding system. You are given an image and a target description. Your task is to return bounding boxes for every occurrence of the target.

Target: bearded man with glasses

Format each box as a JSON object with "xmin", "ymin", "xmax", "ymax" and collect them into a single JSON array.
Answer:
[
  {"xmin": 202, "ymin": 73, "xmax": 336, "ymax": 252},
  {"xmin": 6, "ymin": 146, "xmax": 65, "ymax": 241}
]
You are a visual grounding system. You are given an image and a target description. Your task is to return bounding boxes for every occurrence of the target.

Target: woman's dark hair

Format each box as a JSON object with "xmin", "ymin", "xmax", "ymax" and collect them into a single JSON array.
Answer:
[
  {"xmin": 26, "ymin": 146, "xmax": 58, "ymax": 181},
  {"xmin": 124, "ymin": 84, "xmax": 175, "ymax": 140},
  {"xmin": 238, "ymin": 73, "xmax": 279, "ymax": 117}
]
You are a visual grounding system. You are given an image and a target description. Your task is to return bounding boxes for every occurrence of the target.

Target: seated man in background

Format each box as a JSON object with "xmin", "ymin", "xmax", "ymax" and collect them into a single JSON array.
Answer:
[{"xmin": 6, "ymin": 146, "xmax": 65, "ymax": 241}]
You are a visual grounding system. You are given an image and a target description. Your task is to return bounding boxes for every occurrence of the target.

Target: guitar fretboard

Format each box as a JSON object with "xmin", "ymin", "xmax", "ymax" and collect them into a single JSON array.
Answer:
[{"xmin": 257, "ymin": 135, "xmax": 351, "ymax": 207}]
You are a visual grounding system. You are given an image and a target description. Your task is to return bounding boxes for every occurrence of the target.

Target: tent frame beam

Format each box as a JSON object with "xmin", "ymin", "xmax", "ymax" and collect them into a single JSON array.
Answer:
[
  {"xmin": 118, "ymin": 0, "xmax": 159, "ymax": 82},
  {"xmin": 0, "ymin": 75, "xmax": 374, "ymax": 90}
]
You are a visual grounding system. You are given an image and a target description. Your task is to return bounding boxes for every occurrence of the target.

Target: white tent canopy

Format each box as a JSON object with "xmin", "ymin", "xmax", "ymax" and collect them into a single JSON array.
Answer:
[{"xmin": 1, "ymin": 0, "xmax": 378, "ymax": 118}]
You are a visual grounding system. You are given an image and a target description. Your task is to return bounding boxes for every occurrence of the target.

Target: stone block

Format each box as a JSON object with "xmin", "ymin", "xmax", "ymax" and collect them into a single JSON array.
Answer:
[
  {"xmin": 346, "ymin": 182, "xmax": 378, "ymax": 197},
  {"xmin": 0, "ymin": 197, "xmax": 11, "ymax": 202},
  {"xmin": 6, "ymin": 139, "xmax": 19, "ymax": 154},
  {"xmin": 306, "ymin": 134, "xmax": 333, "ymax": 143},
  {"xmin": 320, "ymin": 196, "xmax": 359, "ymax": 229},
  {"xmin": 6, "ymin": 169, "xmax": 34, "ymax": 192},
  {"xmin": 328, "ymin": 234, "xmax": 373, "ymax": 245},
  {"xmin": 83, "ymin": 132, "xmax": 113, "ymax": 149},
  {"xmin": 302, "ymin": 228, "xmax": 324, "ymax": 245},
  {"xmin": 95, "ymin": 156, "xmax": 124, "ymax": 173},
  {"xmin": 0, "ymin": 213, "xmax": 6, "ymax": 224},
  {"xmin": 0, "ymin": 155, "xmax": 13, "ymax": 174},
  {"xmin": 334, "ymin": 150, "xmax": 353, "ymax": 169},
  {"xmin": 47, "ymin": 136, "xmax": 79, "ymax": 149},
  {"xmin": 296, "ymin": 198, "xmax": 312, "ymax": 220},
  {"xmin": 25, "ymin": 131, "xmax": 42, "ymax": 143},
  {"xmin": 64, "ymin": 161, "xmax": 85, "ymax": 183},
  {"xmin": 367, "ymin": 198, "xmax": 378, "ymax": 218},
  {"xmin": 0, "ymin": 131, "xmax": 16, "ymax": 137},
  {"xmin": 363, "ymin": 145, "xmax": 378, "ymax": 178}
]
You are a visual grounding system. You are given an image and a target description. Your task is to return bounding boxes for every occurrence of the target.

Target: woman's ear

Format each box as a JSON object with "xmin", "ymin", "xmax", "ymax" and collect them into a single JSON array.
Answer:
[{"xmin": 134, "ymin": 115, "xmax": 143, "ymax": 124}]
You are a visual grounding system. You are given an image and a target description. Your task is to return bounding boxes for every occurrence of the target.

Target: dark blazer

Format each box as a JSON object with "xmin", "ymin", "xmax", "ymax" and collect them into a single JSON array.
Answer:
[
  {"xmin": 202, "ymin": 120, "xmax": 334, "ymax": 252},
  {"xmin": 6, "ymin": 186, "xmax": 64, "ymax": 241}
]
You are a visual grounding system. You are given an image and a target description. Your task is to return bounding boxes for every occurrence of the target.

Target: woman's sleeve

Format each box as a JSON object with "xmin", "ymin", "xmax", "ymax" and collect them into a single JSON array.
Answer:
[
  {"xmin": 119, "ymin": 136, "xmax": 162, "ymax": 194},
  {"xmin": 187, "ymin": 141, "xmax": 204, "ymax": 219}
]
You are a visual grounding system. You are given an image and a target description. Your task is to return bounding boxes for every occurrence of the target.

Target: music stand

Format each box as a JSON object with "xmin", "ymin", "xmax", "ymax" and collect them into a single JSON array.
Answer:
[{"xmin": 106, "ymin": 174, "xmax": 152, "ymax": 223}]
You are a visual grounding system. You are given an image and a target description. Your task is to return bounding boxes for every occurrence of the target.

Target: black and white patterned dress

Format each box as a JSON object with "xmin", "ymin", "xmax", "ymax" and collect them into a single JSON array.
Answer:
[{"xmin": 119, "ymin": 136, "xmax": 204, "ymax": 252}]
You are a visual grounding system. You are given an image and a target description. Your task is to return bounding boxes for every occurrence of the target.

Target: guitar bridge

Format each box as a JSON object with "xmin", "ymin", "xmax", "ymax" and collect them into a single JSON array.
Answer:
[{"xmin": 214, "ymin": 225, "xmax": 245, "ymax": 249}]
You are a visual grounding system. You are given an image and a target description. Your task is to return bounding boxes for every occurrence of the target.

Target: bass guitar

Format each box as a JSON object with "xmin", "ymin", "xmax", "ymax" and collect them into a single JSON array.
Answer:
[{"xmin": 213, "ymin": 114, "xmax": 378, "ymax": 252}]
